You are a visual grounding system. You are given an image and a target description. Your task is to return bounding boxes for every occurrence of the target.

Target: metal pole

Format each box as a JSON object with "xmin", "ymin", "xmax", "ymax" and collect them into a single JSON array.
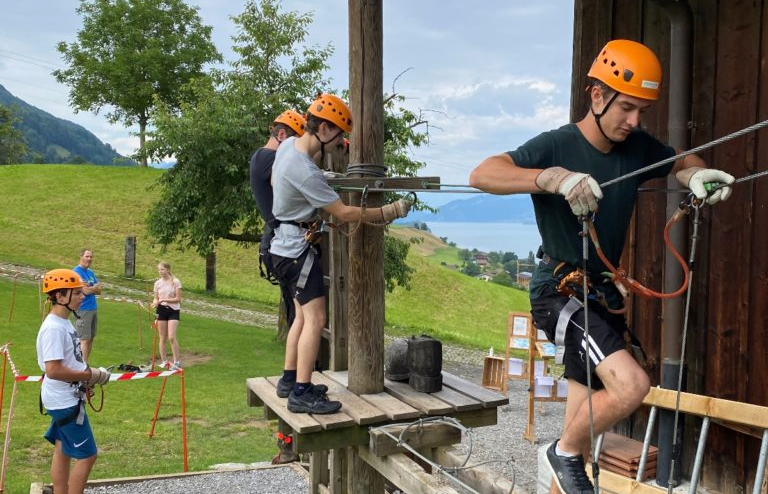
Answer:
[{"xmin": 688, "ymin": 417, "xmax": 710, "ymax": 494}]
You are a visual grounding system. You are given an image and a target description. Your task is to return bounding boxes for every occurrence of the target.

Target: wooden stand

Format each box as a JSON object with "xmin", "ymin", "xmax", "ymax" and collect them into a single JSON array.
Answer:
[{"xmin": 502, "ymin": 312, "xmax": 567, "ymax": 443}]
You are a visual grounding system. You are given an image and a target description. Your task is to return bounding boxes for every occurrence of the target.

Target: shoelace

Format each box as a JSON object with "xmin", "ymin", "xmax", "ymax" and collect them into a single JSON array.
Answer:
[{"xmin": 565, "ymin": 457, "xmax": 594, "ymax": 489}]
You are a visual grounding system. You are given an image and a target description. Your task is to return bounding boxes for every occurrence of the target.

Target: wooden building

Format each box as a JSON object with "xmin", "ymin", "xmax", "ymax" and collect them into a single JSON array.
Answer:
[{"xmin": 572, "ymin": 1, "xmax": 768, "ymax": 492}]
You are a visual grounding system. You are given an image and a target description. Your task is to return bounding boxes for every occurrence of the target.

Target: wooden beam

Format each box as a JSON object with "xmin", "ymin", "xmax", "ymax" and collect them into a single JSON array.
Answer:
[
  {"xmin": 434, "ymin": 447, "xmax": 521, "ymax": 494},
  {"xmin": 293, "ymin": 425, "xmax": 371, "ymax": 454},
  {"xmin": 357, "ymin": 447, "xmax": 463, "ymax": 494},
  {"xmin": 369, "ymin": 422, "xmax": 462, "ymax": 457},
  {"xmin": 643, "ymin": 387, "xmax": 768, "ymax": 429}
]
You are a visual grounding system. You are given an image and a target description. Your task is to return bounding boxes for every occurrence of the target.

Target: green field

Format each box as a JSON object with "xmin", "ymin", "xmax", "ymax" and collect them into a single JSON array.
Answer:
[
  {"xmin": 0, "ymin": 163, "xmax": 531, "ymax": 490},
  {"xmin": 0, "ymin": 277, "xmax": 282, "ymax": 494}
]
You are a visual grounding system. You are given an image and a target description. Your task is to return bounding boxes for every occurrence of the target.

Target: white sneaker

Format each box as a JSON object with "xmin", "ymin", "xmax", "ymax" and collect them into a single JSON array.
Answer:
[
  {"xmin": 170, "ymin": 362, "xmax": 183, "ymax": 371},
  {"xmin": 157, "ymin": 361, "xmax": 169, "ymax": 370}
]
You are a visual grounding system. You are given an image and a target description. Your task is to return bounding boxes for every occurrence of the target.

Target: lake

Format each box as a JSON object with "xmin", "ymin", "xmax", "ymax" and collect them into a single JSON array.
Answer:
[{"xmin": 424, "ymin": 221, "xmax": 542, "ymax": 257}]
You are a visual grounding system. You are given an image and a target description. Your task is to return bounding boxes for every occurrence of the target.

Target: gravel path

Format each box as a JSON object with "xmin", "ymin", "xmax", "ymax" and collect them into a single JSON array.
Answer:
[{"xmin": 5, "ymin": 262, "xmax": 563, "ymax": 493}]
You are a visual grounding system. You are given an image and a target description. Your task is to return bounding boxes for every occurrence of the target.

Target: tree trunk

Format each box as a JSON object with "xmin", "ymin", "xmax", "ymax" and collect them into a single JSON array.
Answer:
[
  {"xmin": 205, "ymin": 252, "xmax": 216, "ymax": 292},
  {"xmin": 139, "ymin": 115, "xmax": 148, "ymax": 167}
]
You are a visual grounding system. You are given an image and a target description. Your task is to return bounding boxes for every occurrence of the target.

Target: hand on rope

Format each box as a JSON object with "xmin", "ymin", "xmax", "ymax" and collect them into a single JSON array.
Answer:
[
  {"xmin": 85, "ymin": 366, "xmax": 111, "ymax": 388},
  {"xmin": 535, "ymin": 166, "xmax": 603, "ymax": 216},
  {"xmin": 675, "ymin": 167, "xmax": 735, "ymax": 205},
  {"xmin": 381, "ymin": 197, "xmax": 413, "ymax": 221}
]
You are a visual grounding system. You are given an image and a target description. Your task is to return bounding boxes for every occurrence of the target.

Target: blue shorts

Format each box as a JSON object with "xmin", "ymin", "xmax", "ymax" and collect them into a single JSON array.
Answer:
[{"xmin": 44, "ymin": 404, "xmax": 97, "ymax": 459}]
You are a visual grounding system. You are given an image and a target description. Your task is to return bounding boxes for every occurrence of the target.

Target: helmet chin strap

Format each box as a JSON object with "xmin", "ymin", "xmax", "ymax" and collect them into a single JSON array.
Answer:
[
  {"xmin": 59, "ymin": 289, "xmax": 81, "ymax": 319},
  {"xmin": 314, "ymin": 129, "xmax": 343, "ymax": 164},
  {"xmin": 591, "ymin": 91, "xmax": 620, "ymax": 145}
]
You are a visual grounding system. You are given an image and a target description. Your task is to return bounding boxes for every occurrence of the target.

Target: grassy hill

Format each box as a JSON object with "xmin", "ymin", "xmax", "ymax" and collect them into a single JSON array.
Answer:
[{"xmin": 0, "ymin": 164, "xmax": 530, "ymax": 350}]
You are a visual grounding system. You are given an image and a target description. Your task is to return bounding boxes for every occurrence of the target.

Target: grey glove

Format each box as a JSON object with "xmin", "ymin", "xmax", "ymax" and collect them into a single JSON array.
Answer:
[
  {"xmin": 675, "ymin": 167, "xmax": 735, "ymax": 205},
  {"xmin": 381, "ymin": 198, "xmax": 413, "ymax": 221},
  {"xmin": 85, "ymin": 366, "xmax": 111, "ymax": 387},
  {"xmin": 536, "ymin": 166, "xmax": 603, "ymax": 216}
]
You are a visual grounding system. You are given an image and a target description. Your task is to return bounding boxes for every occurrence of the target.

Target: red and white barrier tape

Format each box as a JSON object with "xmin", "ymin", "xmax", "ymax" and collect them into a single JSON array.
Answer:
[{"xmin": 15, "ymin": 369, "xmax": 182, "ymax": 382}]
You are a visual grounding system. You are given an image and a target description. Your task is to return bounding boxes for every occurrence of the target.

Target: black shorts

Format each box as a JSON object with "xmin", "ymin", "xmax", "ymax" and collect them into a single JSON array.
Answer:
[
  {"xmin": 270, "ymin": 247, "xmax": 325, "ymax": 306},
  {"xmin": 156, "ymin": 305, "xmax": 181, "ymax": 321},
  {"xmin": 530, "ymin": 287, "xmax": 628, "ymax": 389}
]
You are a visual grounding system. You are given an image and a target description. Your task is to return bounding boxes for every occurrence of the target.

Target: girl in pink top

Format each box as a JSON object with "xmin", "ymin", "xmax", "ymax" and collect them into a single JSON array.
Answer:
[{"xmin": 152, "ymin": 262, "xmax": 183, "ymax": 370}]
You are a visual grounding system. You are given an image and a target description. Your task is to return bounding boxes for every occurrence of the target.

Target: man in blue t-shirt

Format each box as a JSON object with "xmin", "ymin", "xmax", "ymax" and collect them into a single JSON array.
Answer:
[
  {"xmin": 73, "ymin": 249, "xmax": 102, "ymax": 363},
  {"xmin": 470, "ymin": 40, "xmax": 734, "ymax": 494}
]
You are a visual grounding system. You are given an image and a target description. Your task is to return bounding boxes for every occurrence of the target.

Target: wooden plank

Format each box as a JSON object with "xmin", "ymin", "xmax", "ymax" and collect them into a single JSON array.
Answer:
[
  {"xmin": 246, "ymin": 378, "xmax": 322, "ymax": 433},
  {"xmin": 452, "ymin": 407, "xmax": 498, "ymax": 428},
  {"xmin": 586, "ymin": 466, "xmax": 666, "ymax": 494},
  {"xmin": 383, "ymin": 379, "xmax": 454, "ymax": 415},
  {"xmin": 369, "ymin": 423, "xmax": 462, "ymax": 457},
  {"xmin": 312, "ymin": 373, "xmax": 387, "ymax": 425},
  {"xmin": 642, "ymin": 387, "xmax": 768, "ymax": 429},
  {"xmin": 429, "ymin": 386, "xmax": 483, "ymax": 412},
  {"xmin": 293, "ymin": 425, "xmax": 371, "ymax": 454},
  {"xmin": 357, "ymin": 447, "xmax": 462, "ymax": 494},
  {"xmin": 434, "ymin": 447, "xmax": 522, "ymax": 494},
  {"xmin": 265, "ymin": 376, "xmax": 355, "ymax": 431},
  {"xmin": 441, "ymin": 371, "xmax": 509, "ymax": 407},
  {"xmin": 246, "ymin": 382, "xmax": 264, "ymax": 407},
  {"xmin": 325, "ymin": 370, "xmax": 421, "ymax": 420}
]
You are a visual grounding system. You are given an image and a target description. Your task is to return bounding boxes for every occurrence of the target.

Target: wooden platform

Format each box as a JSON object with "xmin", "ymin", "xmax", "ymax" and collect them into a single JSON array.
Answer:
[{"xmin": 246, "ymin": 370, "xmax": 509, "ymax": 453}]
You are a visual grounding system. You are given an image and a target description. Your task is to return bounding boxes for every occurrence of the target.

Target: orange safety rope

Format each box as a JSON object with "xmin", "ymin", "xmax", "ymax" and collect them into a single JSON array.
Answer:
[{"xmin": 587, "ymin": 205, "xmax": 691, "ymax": 300}]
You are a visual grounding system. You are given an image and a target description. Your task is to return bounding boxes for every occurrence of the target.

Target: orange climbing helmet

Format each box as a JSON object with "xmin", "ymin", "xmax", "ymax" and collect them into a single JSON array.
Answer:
[
  {"xmin": 42, "ymin": 269, "xmax": 84, "ymax": 293},
  {"xmin": 273, "ymin": 110, "xmax": 306, "ymax": 137},
  {"xmin": 587, "ymin": 39, "xmax": 662, "ymax": 100},
  {"xmin": 307, "ymin": 93, "xmax": 352, "ymax": 133}
]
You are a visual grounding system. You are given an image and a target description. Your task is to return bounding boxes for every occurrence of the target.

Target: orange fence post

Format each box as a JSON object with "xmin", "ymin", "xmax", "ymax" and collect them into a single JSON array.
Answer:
[
  {"xmin": 180, "ymin": 370, "xmax": 188, "ymax": 472},
  {"xmin": 148, "ymin": 377, "xmax": 168, "ymax": 438}
]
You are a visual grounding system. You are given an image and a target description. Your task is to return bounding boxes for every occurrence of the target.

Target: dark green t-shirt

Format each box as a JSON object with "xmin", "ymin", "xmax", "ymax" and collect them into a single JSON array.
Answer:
[{"xmin": 509, "ymin": 123, "xmax": 675, "ymax": 299}]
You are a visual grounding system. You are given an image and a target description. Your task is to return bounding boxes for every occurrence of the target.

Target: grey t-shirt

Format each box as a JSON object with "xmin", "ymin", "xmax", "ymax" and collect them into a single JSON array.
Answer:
[{"xmin": 270, "ymin": 137, "xmax": 339, "ymax": 258}]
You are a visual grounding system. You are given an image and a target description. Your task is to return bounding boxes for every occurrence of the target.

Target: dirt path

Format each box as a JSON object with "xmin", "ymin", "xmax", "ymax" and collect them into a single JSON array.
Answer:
[{"xmin": 0, "ymin": 262, "xmax": 278, "ymax": 328}]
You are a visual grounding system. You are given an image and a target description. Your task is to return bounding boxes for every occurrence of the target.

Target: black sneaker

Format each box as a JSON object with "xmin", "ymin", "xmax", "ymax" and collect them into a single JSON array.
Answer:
[
  {"xmin": 287, "ymin": 385, "xmax": 342, "ymax": 414},
  {"xmin": 276, "ymin": 379, "xmax": 327, "ymax": 399},
  {"xmin": 546, "ymin": 440, "xmax": 594, "ymax": 494}
]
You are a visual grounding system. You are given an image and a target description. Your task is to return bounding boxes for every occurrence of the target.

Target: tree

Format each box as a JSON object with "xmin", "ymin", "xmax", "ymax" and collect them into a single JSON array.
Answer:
[
  {"xmin": 492, "ymin": 271, "xmax": 514, "ymax": 287},
  {"xmin": 145, "ymin": 0, "xmax": 430, "ymax": 293},
  {"xmin": 54, "ymin": 0, "xmax": 221, "ymax": 166},
  {"xmin": 462, "ymin": 263, "xmax": 480, "ymax": 277},
  {"xmin": 0, "ymin": 104, "xmax": 26, "ymax": 164}
]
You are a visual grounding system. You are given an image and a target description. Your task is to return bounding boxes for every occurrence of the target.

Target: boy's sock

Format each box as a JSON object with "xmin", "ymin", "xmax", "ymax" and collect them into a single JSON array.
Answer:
[
  {"xmin": 282, "ymin": 369, "xmax": 297, "ymax": 382},
  {"xmin": 293, "ymin": 382, "xmax": 311, "ymax": 396}
]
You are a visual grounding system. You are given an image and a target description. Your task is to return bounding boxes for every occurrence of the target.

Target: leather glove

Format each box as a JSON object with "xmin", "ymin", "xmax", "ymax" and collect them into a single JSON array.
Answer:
[
  {"xmin": 85, "ymin": 366, "xmax": 111, "ymax": 387},
  {"xmin": 536, "ymin": 166, "xmax": 603, "ymax": 216},
  {"xmin": 675, "ymin": 167, "xmax": 735, "ymax": 205},
  {"xmin": 381, "ymin": 198, "xmax": 413, "ymax": 221}
]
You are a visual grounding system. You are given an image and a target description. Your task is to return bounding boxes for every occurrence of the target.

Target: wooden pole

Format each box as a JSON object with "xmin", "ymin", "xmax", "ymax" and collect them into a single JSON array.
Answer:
[
  {"xmin": 347, "ymin": 1, "xmax": 385, "ymax": 493},
  {"xmin": 124, "ymin": 236, "xmax": 137, "ymax": 278}
]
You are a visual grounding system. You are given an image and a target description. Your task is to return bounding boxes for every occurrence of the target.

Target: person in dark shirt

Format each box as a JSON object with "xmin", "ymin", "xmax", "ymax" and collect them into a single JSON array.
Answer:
[
  {"xmin": 249, "ymin": 109, "xmax": 307, "ymax": 327},
  {"xmin": 470, "ymin": 39, "xmax": 734, "ymax": 494}
]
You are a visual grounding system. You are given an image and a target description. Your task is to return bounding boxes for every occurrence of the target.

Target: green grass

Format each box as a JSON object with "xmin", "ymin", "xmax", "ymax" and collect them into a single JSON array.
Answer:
[
  {"xmin": 0, "ymin": 277, "xmax": 283, "ymax": 493},
  {"xmin": 0, "ymin": 164, "xmax": 281, "ymax": 311}
]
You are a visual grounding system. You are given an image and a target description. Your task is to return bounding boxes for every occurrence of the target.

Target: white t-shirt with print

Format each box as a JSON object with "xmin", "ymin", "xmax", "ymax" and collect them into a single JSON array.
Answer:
[
  {"xmin": 154, "ymin": 277, "xmax": 182, "ymax": 310},
  {"xmin": 36, "ymin": 313, "xmax": 87, "ymax": 410}
]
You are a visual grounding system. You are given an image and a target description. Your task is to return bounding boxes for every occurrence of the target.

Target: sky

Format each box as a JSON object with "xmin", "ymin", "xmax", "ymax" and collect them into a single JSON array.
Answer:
[{"xmin": 0, "ymin": 1, "xmax": 575, "ymax": 207}]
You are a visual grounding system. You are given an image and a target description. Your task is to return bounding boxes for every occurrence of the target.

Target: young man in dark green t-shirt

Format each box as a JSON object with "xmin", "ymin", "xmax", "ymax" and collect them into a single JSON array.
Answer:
[{"xmin": 470, "ymin": 39, "xmax": 734, "ymax": 494}]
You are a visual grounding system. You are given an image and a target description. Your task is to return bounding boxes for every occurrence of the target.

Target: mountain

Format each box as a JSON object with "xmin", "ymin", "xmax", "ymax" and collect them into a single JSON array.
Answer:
[
  {"xmin": 0, "ymin": 84, "xmax": 131, "ymax": 165},
  {"xmin": 401, "ymin": 194, "xmax": 536, "ymax": 223}
]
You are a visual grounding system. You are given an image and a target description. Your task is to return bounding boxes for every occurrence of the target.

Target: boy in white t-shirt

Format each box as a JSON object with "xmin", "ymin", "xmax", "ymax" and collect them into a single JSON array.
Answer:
[{"xmin": 36, "ymin": 269, "xmax": 111, "ymax": 494}]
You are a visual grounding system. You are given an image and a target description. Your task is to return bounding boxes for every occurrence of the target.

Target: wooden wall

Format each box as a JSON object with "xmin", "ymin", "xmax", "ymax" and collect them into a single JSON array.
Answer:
[{"xmin": 572, "ymin": 1, "xmax": 768, "ymax": 492}]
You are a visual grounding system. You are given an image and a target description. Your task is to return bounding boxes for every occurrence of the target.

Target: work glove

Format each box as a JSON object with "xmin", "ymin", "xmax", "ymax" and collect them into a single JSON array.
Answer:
[
  {"xmin": 536, "ymin": 166, "xmax": 603, "ymax": 216},
  {"xmin": 85, "ymin": 366, "xmax": 111, "ymax": 387},
  {"xmin": 381, "ymin": 198, "xmax": 413, "ymax": 221},
  {"xmin": 675, "ymin": 167, "xmax": 735, "ymax": 205}
]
